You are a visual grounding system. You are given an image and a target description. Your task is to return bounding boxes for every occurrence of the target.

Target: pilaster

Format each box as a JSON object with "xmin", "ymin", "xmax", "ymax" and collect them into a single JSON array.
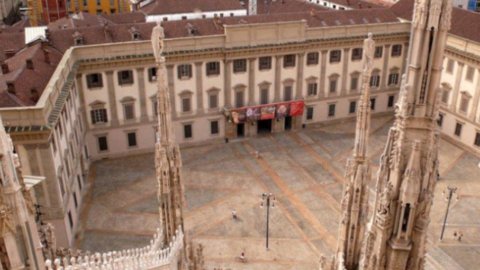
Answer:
[
  {"xmin": 274, "ymin": 55, "xmax": 282, "ymax": 102},
  {"xmin": 320, "ymin": 50, "xmax": 328, "ymax": 98},
  {"xmin": 248, "ymin": 58, "xmax": 256, "ymax": 105},
  {"xmin": 105, "ymin": 70, "xmax": 119, "ymax": 126},
  {"xmin": 341, "ymin": 48, "xmax": 350, "ymax": 96},
  {"xmin": 468, "ymin": 68, "xmax": 480, "ymax": 121},
  {"xmin": 166, "ymin": 64, "xmax": 177, "ymax": 118},
  {"xmin": 194, "ymin": 62, "xmax": 204, "ymax": 114},
  {"xmin": 381, "ymin": 45, "xmax": 391, "ymax": 88},
  {"xmin": 296, "ymin": 53, "xmax": 305, "ymax": 99},
  {"xmin": 450, "ymin": 62, "xmax": 464, "ymax": 112},
  {"xmin": 401, "ymin": 42, "xmax": 409, "ymax": 74},
  {"xmin": 136, "ymin": 67, "xmax": 148, "ymax": 121},
  {"xmin": 224, "ymin": 60, "xmax": 232, "ymax": 107}
]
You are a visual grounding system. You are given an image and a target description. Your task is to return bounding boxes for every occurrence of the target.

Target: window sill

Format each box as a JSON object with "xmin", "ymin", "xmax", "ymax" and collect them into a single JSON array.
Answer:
[
  {"xmin": 206, "ymin": 74, "xmax": 220, "ymax": 77},
  {"xmin": 87, "ymin": 86, "xmax": 103, "ymax": 90},
  {"xmin": 119, "ymin": 83, "xmax": 134, "ymax": 86},
  {"xmin": 306, "ymin": 63, "xmax": 319, "ymax": 66},
  {"xmin": 179, "ymin": 76, "xmax": 192, "ymax": 81},
  {"xmin": 283, "ymin": 66, "xmax": 296, "ymax": 69},
  {"xmin": 233, "ymin": 70, "xmax": 247, "ymax": 74}
]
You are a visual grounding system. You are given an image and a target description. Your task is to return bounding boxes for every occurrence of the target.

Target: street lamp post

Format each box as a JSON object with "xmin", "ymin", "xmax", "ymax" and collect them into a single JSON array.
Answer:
[
  {"xmin": 440, "ymin": 186, "xmax": 457, "ymax": 240},
  {"xmin": 260, "ymin": 193, "xmax": 275, "ymax": 250}
]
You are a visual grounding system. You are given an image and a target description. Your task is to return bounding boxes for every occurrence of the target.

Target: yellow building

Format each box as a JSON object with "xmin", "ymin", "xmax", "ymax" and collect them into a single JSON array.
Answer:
[{"xmin": 66, "ymin": 0, "xmax": 131, "ymax": 15}]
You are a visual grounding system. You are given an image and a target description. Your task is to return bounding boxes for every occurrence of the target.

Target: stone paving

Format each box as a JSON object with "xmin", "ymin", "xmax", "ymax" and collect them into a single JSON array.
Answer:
[{"xmin": 75, "ymin": 115, "xmax": 480, "ymax": 270}]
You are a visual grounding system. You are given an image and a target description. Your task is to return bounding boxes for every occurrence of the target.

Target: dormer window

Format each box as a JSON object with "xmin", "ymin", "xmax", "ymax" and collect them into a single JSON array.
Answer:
[
  {"xmin": 129, "ymin": 27, "xmax": 141, "ymax": 40},
  {"xmin": 73, "ymin": 31, "xmax": 84, "ymax": 46},
  {"xmin": 186, "ymin": 23, "xmax": 197, "ymax": 36}
]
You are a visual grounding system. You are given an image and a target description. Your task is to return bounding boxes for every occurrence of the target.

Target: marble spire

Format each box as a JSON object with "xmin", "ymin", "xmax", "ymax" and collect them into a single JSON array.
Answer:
[
  {"xmin": 151, "ymin": 22, "xmax": 186, "ymax": 247},
  {"xmin": 359, "ymin": 0, "xmax": 452, "ymax": 269}
]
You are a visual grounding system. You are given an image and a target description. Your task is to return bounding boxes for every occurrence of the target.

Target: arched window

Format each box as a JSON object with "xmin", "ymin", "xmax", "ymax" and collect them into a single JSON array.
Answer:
[{"xmin": 402, "ymin": 203, "xmax": 411, "ymax": 232}]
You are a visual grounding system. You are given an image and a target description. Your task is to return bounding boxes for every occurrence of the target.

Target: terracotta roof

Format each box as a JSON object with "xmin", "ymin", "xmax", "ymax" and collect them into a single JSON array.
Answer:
[
  {"xmin": 245, "ymin": 0, "xmax": 328, "ymax": 14},
  {"xmin": 48, "ymin": 12, "xmax": 114, "ymax": 30},
  {"xmin": 141, "ymin": 0, "xmax": 244, "ymax": 15},
  {"xmin": 100, "ymin": 12, "xmax": 146, "ymax": 24},
  {"xmin": 0, "ymin": 41, "xmax": 62, "ymax": 107},
  {"xmin": 0, "ymin": 32, "xmax": 25, "ymax": 61},
  {"xmin": 326, "ymin": 0, "xmax": 383, "ymax": 8},
  {"xmin": 391, "ymin": 0, "xmax": 480, "ymax": 43}
]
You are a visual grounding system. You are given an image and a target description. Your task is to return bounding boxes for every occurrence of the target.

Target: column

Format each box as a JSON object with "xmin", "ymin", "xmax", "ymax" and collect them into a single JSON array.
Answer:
[
  {"xmin": 166, "ymin": 65, "xmax": 177, "ymax": 119},
  {"xmin": 136, "ymin": 67, "xmax": 148, "ymax": 121},
  {"xmin": 194, "ymin": 62, "xmax": 204, "ymax": 114},
  {"xmin": 224, "ymin": 60, "xmax": 232, "ymax": 107},
  {"xmin": 450, "ymin": 62, "xmax": 464, "ymax": 112},
  {"xmin": 340, "ymin": 48, "xmax": 350, "ymax": 96},
  {"xmin": 296, "ymin": 53, "xmax": 305, "ymax": 99},
  {"xmin": 381, "ymin": 45, "xmax": 391, "ymax": 88},
  {"xmin": 274, "ymin": 55, "xmax": 282, "ymax": 102},
  {"xmin": 469, "ymin": 68, "xmax": 480, "ymax": 121},
  {"xmin": 248, "ymin": 58, "xmax": 256, "ymax": 105},
  {"xmin": 401, "ymin": 42, "xmax": 409, "ymax": 74},
  {"xmin": 319, "ymin": 50, "xmax": 328, "ymax": 98},
  {"xmin": 105, "ymin": 70, "xmax": 119, "ymax": 126},
  {"xmin": 75, "ymin": 74, "xmax": 87, "ymax": 129}
]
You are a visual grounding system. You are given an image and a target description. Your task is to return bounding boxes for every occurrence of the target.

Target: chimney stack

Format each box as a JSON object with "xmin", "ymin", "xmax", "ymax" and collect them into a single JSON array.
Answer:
[
  {"xmin": 43, "ymin": 49, "xmax": 50, "ymax": 64},
  {"xmin": 7, "ymin": 83, "xmax": 15, "ymax": 94},
  {"xmin": 1, "ymin": 62, "xmax": 8, "ymax": 74},
  {"xmin": 26, "ymin": 59, "xmax": 34, "ymax": 70}
]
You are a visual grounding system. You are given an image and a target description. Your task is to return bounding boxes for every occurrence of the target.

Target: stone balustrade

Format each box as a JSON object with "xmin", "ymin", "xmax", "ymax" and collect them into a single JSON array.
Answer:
[{"xmin": 45, "ymin": 227, "xmax": 183, "ymax": 270}]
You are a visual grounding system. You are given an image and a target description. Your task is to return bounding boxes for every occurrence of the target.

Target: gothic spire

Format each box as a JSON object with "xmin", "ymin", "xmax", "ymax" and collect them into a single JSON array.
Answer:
[
  {"xmin": 360, "ymin": 0, "xmax": 452, "ymax": 269},
  {"xmin": 333, "ymin": 33, "xmax": 375, "ymax": 270},
  {"xmin": 151, "ymin": 23, "xmax": 185, "ymax": 247}
]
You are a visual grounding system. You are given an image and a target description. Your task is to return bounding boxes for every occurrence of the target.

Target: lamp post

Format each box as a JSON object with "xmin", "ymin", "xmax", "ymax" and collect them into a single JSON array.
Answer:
[
  {"xmin": 440, "ymin": 186, "xmax": 457, "ymax": 240},
  {"xmin": 260, "ymin": 193, "xmax": 275, "ymax": 250}
]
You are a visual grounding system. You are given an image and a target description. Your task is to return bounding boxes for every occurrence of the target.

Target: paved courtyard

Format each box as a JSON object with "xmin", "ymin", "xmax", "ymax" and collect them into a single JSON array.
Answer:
[{"xmin": 75, "ymin": 115, "xmax": 480, "ymax": 270}]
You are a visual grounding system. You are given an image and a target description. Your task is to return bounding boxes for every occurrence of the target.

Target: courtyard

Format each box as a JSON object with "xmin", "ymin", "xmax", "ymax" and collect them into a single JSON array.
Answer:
[{"xmin": 75, "ymin": 115, "xmax": 480, "ymax": 270}]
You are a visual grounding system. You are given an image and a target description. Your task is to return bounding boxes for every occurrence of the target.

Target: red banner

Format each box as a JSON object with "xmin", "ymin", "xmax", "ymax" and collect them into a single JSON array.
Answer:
[
  {"xmin": 229, "ymin": 100, "xmax": 304, "ymax": 122},
  {"xmin": 289, "ymin": 101, "xmax": 304, "ymax": 116}
]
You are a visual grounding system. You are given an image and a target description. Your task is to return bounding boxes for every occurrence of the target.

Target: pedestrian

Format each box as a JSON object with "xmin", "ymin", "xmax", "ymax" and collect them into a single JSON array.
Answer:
[
  {"xmin": 254, "ymin": 150, "xmax": 259, "ymax": 158},
  {"xmin": 232, "ymin": 209, "xmax": 237, "ymax": 220},
  {"xmin": 240, "ymin": 251, "xmax": 246, "ymax": 263},
  {"xmin": 457, "ymin": 232, "xmax": 463, "ymax": 242}
]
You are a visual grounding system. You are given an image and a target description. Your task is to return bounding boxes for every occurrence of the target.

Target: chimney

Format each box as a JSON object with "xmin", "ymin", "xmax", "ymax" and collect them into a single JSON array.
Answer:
[
  {"xmin": 4, "ymin": 50, "xmax": 15, "ymax": 58},
  {"xmin": 1, "ymin": 62, "xmax": 8, "ymax": 74},
  {"xmin": 43, "ymin": 49, "xmax": 50, "ymax": 64},
  {"xmin": 26, "ymin": 59, "xmax": 34, "ymax": 70},
  {"xmin": 7, "ymin": 83, "xmax": 15, "ymax": 94}
]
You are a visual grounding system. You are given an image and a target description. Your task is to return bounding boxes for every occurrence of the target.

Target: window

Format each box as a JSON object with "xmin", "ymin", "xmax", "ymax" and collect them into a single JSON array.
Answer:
[
  {"xmin": 306, "ymin": 107, "xmax": 314, "ymax": 120},
  {"xmin": 388, "ymin": 73, "xmax": 399, "ymax": 86},
  {"xmin": 459, "ymin": 94, "xmax": 470, "ymax": 113},
  {"xmin": 307, "ymin": 83, "xmax": 318, "ymax": 96},
  {"xmin": 446, "ymin": 59, "xmax": 454, "ymax": 74},
  {"xmin": 210, "ymin": 121, "xmax": 219, "ymax": 135},
  {"xmin": 90, "ymin": 108, "xmax": 108, "ymax": 124},
  {"xmin": 370, "ymin": 98, "xmax": 376, "ymax": 110},
  {"xmin": 127, "ymin": 132, "xmax": 137, "ymax": 147},
  {"xmin": 86, "ymin": 73, "xmax": 103, "ymax": 88},
  {"xmin": 177, "ymin": 64, "xmax": 192, "ymax": 79},
  {"xmin": 148, "ymin": 67, "xmax": 157, "ymax": 82},
  {"xmin": 328, "ymin": 103, "xmax": 336, "ymax": 117},
  {"xmin": 351, "ymin": 48, "xmax": 363, "ymax": 61},
  {"xmin": 441, "ymin": 89, "xmax": 450, "ymax": 104},
  {"xmin": 184, "ymin": 124, "xmax": 193, "ymax": 139},
  {"xmin": 283, "ymin": 54, "xmax": 296, "ymax": 68},
  {"xmin": 388, "ymin": 95, "xmax": 395, "ymax": 108},
  {"xmin": 370, "ymin": 74, "xmax": 380, "ymax": 88},
  {"xmin": 98, "ymin": 136, "xmax": 108, "ymax": 151},
  {"xmin": 77, "ymin": 175, "xmax": 82, "ymax": 190},
  {"xmin": 58, "ymin": 176, "xmax": 65, "ymax": 195},
  {"xmin": 260, "ymin": 88, "xmax": 269, "ymax": 104},
  {"xmin": 73, "ymin": 192, "xmax": 78, "ymax": 208},
  {"xmin": 466, "ymin": 66, "xmax": 475, "ymax": 81},
  {"xmin": 206, "ymin": 61, "xmax": 220, "ymax": 76},
  {"xmin": 474, "ymin": 132, "xmax": 480, "ymax": 147},
  {"xmin": 391, "ymin": 44, "xmax": 402, "ymax": 57},
  {"xmin": 181, "ymin": 97, "xmax": 191, "ymax": 112},
  {"xmin": 374, "ymin": 46, "xmax": 383, "ymax": 58},
  {"xmin": 284, "ymin": 86, "xmax": 293, "ymax": 101},
  {"xmin": 68, "ymin": 211, "xmax": 73, "ymax": 229},
  {"xmin": 233, "ymin": 59, "xmax": 247, "ymax": 73},
  {"xmin": 350, "ymin": 76, "xmax": 358, "ymax": 91},
  {"xmin": 259, "ymin": 57, "xmax": 272, "ymax": 70},
  {"xmin": 330, "ymin": 50, "xmax": 341, "ymax": 63},
  {"xmin": 307, "ymin": 52, "xmax": 319, "ymax": 65},
  {"xmin": 349, "ymin": 101, "xmax": 356, "ymax": 114},
  {"xmin": 118, "ymin": 70, "xmax": 134, "ymax": 85},
  {"xmin": 123, "ymin": 103, "xmax": 135, "ymax": 120},
  {"xmin": 329, "ymin": 78, "xmax": 338, "ymax": 93},
  {"xmin": 235, "ymin": 91, "xmax": 244, "ymax": 107},
  {"xmin": 209, "ymin": 93, "xmax": 218, "ymax": 109},
  {"xmin": 454, "ymin": 122, "xmax": 463, "ymax": 137},
  {"xmin": 437, "ymin": 113, "xmax": 444, "ymax": 127}
]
